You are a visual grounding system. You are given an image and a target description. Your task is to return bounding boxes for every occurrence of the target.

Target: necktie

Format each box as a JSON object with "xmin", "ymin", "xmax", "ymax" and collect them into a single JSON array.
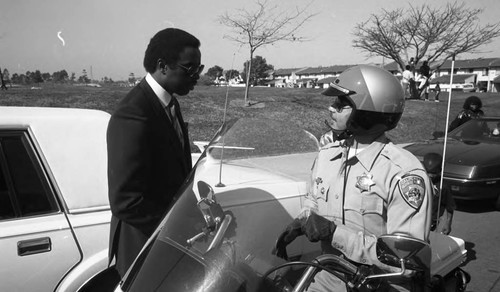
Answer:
[{"xmin": 166, "ymin": 98, "xmax": 184, "ymax": 149}]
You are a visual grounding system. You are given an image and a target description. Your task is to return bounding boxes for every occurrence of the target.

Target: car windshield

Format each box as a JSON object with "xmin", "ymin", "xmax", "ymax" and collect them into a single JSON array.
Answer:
[
  {"xmin": 449, "ymin": 118, "xmax": 500, "ymax": 144},
  {"xmin": 120, "ymin": 118, "xmax": 320, "ymax": 292}
]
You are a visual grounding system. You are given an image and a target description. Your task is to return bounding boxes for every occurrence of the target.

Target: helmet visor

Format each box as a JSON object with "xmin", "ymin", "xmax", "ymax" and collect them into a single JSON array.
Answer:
[{"xmin": 322, "ymin": 82, "xmax": 356, "ymax": 97}]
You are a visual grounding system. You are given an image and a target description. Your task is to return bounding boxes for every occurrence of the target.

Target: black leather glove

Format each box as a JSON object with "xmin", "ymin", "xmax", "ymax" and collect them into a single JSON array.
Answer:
[
  {"xmin": 273, "ymin": 218, "xmax": 304, "ymax": 260},
  {"xmin": 303, "ymin": 212, "xmax": 336, "ymax": 243}
]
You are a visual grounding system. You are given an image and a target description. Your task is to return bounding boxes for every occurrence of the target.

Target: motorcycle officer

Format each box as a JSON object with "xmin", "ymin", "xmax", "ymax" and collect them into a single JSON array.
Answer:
[{"xmin": 274, "ymin": 65, "xmax": 432, "ymax": 291}]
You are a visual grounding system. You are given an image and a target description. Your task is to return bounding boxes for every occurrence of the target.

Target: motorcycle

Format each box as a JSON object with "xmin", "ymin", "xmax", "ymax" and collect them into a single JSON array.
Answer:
[{"xmin": 114, "ymin": 118, "xmax": 469, "ymax": 292}]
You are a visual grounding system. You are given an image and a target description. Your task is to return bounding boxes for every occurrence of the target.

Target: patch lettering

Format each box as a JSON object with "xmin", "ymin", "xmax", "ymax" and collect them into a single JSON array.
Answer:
[{"xmin": 398, "ymin": 174, "xmax": 425, "ymax": 210}]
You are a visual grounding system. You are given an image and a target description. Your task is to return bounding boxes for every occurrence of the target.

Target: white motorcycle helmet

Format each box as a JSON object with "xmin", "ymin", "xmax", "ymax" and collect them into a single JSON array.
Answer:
[{"xmin": 322, "ymin": 64, "xmax": 405, "ymax": 137}]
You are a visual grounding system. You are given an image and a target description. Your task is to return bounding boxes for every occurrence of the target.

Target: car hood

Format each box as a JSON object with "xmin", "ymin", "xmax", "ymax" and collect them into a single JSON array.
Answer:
[{"xmin": 405, "ymin": 138, "xmax": 500, "ymax": 179}]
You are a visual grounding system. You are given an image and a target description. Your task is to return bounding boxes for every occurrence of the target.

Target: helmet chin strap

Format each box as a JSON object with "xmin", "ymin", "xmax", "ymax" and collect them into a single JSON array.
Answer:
[
  {"xmin": 334, "ymin": 130, "xmax": 353, "ymax": 142},
  {"xmin": 324, "ymin": 119, "xmax": 353, "ymax": 142}
]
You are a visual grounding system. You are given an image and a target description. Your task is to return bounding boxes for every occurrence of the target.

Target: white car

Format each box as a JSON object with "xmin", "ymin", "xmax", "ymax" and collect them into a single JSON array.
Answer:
[
  {"xmin": 0, "ymin": 107, "xmax": 115, "ymax": 291},
  {"xmin": 462, "ymin": 83, "xmax": 476, "ymax": 92},
  {"xmin": 429, "ymin": 82, "xmax": 476, "ymax": 92}
]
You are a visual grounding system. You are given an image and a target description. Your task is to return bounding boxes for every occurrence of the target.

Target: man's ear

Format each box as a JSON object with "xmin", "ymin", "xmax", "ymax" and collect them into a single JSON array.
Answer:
[{"xmin": 158, "ymin": 59, "xmax": 169, "ymax": 74}]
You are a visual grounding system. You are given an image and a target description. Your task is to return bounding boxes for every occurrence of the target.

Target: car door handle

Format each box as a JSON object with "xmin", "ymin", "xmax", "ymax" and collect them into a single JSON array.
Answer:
[{"xmin": 17, "ymin": 237, "xmax": 52, "ymax": 256}]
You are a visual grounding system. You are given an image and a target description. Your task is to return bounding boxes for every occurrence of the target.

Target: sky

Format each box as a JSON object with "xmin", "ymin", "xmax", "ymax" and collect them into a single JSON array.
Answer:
[{"xmin": 1, "ymin": 0, "xmax": 500, "ymax": 81}]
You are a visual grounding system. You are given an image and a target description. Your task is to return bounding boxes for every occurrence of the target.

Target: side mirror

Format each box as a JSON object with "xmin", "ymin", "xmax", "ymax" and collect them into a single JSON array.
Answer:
[
  {"xmin": 193, "ymin": 181, "xmax": 232, "ymax": 253},
  {"xmin": 197, "ymin": 181, "xmax": 223, "ymax": 231},
  {"xmin": 376, "ymin": 234, "xmax": 431, "ymax": 271},
  {"xmin": 198, "ymin": 180, "xmax": 215, "ymax": 201}
]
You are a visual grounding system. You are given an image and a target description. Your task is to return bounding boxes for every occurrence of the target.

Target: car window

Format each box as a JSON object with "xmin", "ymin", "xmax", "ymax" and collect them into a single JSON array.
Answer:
[
  {"xmin": 451, "ymin": 119, "xmax": 500, "ymax": 143},
  {"xmin": 0, "ymin": 131, "xmax": 59, "ymax": 220},
  {"xmin": 0, "ymin": 164, "xmax": 15, "ymax": 219}
]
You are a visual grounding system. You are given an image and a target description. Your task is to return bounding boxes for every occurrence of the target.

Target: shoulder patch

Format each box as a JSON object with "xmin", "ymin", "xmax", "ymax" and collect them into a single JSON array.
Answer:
[{"xmin": 398, "ymin": 174, "xmax": 425, "ymax": 210}]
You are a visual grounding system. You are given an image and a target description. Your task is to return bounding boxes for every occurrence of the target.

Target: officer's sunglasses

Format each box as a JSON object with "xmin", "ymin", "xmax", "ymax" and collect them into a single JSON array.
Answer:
[
  {"xmin": 329, "ymin": 97, "xmax": 353, "ymax": 113},
  {"xmin": 177, "ymin": 63, "xmax": 205, "ymax": 77}
]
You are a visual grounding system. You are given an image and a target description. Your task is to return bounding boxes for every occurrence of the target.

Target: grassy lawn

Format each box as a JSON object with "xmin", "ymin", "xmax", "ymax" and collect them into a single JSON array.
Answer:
[{"xmin": 1, "ymin": 84, "xmax": 500, "ymax": 152}]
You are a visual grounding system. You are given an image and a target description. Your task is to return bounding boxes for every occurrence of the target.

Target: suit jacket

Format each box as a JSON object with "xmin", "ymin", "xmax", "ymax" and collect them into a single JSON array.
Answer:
[{"xmin": 107, "ymin": 79, "xmax": 192, "ymax": 276}]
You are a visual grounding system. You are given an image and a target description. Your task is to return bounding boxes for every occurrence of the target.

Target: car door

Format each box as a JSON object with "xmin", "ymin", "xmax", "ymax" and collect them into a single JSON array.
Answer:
[{"xmin": 0, "ymin": 131, "xmax": 81, "ymax": 291}]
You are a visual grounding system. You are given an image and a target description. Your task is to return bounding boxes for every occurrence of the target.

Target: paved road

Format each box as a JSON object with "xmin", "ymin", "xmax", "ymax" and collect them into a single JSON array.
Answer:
[{"xmin": 449, "ymin": 200, "xmax": 500, "ymax": 292}]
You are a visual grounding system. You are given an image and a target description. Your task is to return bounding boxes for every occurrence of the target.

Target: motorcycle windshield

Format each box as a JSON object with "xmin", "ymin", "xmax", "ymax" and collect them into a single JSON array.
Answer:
[{"xmin": 121, "ymin": 118, "xmax": 320, "ymax": 292}]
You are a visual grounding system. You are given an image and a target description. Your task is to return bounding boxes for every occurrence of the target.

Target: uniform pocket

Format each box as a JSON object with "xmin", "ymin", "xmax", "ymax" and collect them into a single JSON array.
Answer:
[
  {"xmin": 312, "ymin": 180, "xmax": 330, "ymax": 202},
  {"xmin": 361, "ymin": 194, "xmax": 384, "ymax": 216},
  {"xmin": 343, "ymin": 193, "xmax": 385, "ymax": 235},
  {"xmin": 361, "ymin": 194, "xmax": 385, "ymax": 235}
]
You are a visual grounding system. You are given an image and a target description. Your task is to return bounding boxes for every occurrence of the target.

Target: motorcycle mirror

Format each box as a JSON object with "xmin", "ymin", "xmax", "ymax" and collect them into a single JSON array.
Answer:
[
  {"xmin": 196, "ymin": 181, "xmax": 223, "ymax": 231},
  {"xmin": 376, "ymin": 234, "xmax": 431, "ymax": 271},
  {"xmin": 197, "ymin": 181, "xmax": 215, "ymax": 201}
]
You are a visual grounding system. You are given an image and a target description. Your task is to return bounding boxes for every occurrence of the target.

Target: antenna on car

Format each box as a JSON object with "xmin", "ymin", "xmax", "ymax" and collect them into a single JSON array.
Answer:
[
  {"xmin": 215, "ymin": 52, "xmax": 238, "ymax": 187},
  {"xmin": 437, "ymin": 53, "xmax": 456, "ymax": 228}
]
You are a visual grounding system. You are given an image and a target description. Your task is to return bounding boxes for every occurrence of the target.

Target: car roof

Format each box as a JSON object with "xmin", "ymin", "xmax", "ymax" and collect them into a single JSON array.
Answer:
[{"xmin": 0, "ymin": 106, "xmax": 110, "ymax": 212}]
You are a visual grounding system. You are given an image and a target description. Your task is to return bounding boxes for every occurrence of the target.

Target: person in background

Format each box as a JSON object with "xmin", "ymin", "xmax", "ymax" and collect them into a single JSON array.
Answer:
[
  {"xmin": 274, "ymin": 65, "xmax": 432, "ymax": 291},
  {"xmin": 423, "ymin": 153, "xmax": 455, "ymax": 235},
  {"xmin": 401, "ymin": 64, "xmax": 414, "ymax": 100},
  {"xmin": 409, "ymin": 57, "xmax": 416, "ymax": 73},
  {"xmin": 434, "ymin": 82, "xmax": 441, "ymax": 102},
  {"xmin": 418, "ymin": 60, "xmax": 431, "ymax": 101},
  {"xmin": 107, "ymin": 28, "xmax": 203, "ymax": 277},
  {"xmin": 448, "ymin": 95, "xmax": 484, "ymax": 132}
]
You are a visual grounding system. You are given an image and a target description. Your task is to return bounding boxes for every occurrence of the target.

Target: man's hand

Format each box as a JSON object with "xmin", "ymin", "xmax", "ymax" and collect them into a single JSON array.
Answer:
[
  {"xmin": 303, "ymin": 212, "xmax": 336, "ymax": 243},
  {"xmin": 441, "ymin": 218, "xmax": 452, "ymax": 235},
  {"xmin": 273, "ymin": 218, "xmax": 304, "ymax": 260}
]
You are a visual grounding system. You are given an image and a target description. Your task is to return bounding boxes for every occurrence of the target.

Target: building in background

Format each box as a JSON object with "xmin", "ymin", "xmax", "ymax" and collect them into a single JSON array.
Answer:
[{"xmin": 269, "ymin": 58, "xmax": 500, "ymax": 93}]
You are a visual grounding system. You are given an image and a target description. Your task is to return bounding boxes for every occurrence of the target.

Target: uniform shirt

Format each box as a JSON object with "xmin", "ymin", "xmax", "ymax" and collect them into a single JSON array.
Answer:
[{"xmin": 303, "ymin": 135, "xmax": 432, "ymax": 266}]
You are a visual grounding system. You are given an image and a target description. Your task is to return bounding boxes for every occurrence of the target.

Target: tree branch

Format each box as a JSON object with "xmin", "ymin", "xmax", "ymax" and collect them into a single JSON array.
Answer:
[{"xmin": 352, "ymin": 1, "xmax": 500, "ymax": 71}]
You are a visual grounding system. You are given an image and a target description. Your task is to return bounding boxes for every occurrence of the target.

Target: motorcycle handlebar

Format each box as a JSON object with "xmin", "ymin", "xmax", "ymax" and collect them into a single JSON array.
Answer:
[{"xmin": 292, "ymin": 254, "xmax": 358, "ymax": 292}]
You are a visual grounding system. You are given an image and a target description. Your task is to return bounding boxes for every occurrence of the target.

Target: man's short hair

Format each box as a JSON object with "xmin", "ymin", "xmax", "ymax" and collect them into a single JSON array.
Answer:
[{"xmin": 143, "ymin": 28, "xmax": 200, "ymax": 73}]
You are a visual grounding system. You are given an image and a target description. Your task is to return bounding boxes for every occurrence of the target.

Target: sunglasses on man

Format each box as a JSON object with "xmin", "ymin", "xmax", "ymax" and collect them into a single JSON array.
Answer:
[{"xmin": 177, "ymin": 63, "xmax": 205, "ymax": 77}]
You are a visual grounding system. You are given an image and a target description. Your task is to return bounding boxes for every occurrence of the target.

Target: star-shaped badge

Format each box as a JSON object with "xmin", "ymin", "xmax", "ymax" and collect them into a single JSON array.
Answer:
[{"xmin": 356, "ymin": 173, "xmax": 375, "ymax": 192}]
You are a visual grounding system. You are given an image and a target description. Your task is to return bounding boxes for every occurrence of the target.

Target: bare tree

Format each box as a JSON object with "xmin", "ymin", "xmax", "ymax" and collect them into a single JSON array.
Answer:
[
  {"xmin": 352, "ymin": 1, "xmax": 500, "ymax": 71},
  {"xmin": 0, "ymin": 67, "xmax": 8, "ymax": 90},
  {"xmin": 218, "ymin": 0, "xmax": 316, "ymax": 105}
]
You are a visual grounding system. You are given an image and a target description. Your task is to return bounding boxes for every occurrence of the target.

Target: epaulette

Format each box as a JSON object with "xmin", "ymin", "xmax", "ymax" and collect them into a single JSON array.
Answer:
[{"xmin": 380, "ymin": 142, "xmax": 423, "ymax": 171}]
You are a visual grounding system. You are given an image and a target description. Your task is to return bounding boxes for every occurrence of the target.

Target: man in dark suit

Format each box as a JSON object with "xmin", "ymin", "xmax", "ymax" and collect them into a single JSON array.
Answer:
[{"xmin": 107, "ymin": 28, "xmax": 203, "ymax": 277}]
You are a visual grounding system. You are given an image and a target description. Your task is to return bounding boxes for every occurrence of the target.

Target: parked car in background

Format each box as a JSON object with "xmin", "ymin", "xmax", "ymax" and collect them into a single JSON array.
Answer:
[
  {"xmin": 0, "ymin": 107, "xmax": 117, "ymax": 291},
  {"xmin": 462, "ymin": 83, "xmax": 476, "ymax": 92},
  {"xmin": 428, "ymin": 82, "xmax": 476, "ymax": 92},
  {"xmin": 404, "ymin": 117, "xmax": 500, "ymax": 209}
]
